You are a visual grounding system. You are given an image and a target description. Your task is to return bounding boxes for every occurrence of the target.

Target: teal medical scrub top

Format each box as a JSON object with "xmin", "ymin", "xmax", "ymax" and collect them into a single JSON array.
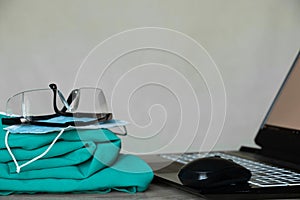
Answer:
[{"xmin": 0, "ymin": 114, "xmax": 153, "ymax": 195}]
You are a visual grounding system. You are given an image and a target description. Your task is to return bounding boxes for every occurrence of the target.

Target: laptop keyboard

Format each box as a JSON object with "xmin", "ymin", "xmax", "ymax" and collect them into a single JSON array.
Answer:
[{"xmin": 160, "ymin": 152, "xmax": 300, "ymax": 187}]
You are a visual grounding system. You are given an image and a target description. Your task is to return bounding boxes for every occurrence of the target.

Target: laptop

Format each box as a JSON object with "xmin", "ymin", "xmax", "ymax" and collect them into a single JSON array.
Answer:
[{"xmin": 140, "ymin": 51, "xmax": 300, "ymax": 199}]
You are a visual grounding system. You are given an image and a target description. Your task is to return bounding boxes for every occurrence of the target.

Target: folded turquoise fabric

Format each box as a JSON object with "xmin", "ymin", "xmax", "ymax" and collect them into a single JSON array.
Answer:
[
  {"xmin": 2, "ymin": 128, "xmax": 121, "ymax": 174},
  {"xmin": 0, "ymin": 154, "xmax": 153, "ymax": 195},
  {"xmin": 0, "ymin": 140, "xmax": 85, "ymax": 162},
  {"xmin": 0, "ymin": 114, "xmax": 153, "ymax": 195}
]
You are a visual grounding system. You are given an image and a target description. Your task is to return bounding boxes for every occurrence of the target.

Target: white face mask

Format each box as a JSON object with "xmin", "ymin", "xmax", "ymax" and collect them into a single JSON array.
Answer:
[
  {"xmin": 5, "ymin": 116, "xmax": 128, "ymax": 134},
  {"xmin": 4, "ymin": 116, "xmax": 128, "ymax": 173}
]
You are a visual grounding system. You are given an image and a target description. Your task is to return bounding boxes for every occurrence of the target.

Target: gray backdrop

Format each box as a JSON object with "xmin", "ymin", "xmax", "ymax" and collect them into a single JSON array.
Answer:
[{"xmin": 0, "ymin": 0, "xmax": 299, "ymax": 154}]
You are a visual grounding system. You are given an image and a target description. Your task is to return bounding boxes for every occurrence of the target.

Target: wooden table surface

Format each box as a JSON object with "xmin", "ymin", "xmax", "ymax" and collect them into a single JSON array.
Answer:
[
  {"xmin": 1, "ymin": 181, "xmax": 298, "ymax": 200},
  {"xmin": 0, "ymin": 181, "xmax": 204, "ymax": 200}
]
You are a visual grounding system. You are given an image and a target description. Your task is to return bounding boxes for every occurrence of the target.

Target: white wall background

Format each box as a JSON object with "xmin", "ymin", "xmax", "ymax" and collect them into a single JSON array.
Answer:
[{"xmin": 0, "ymin": 0, "xmax": 299, "ymax": 153}]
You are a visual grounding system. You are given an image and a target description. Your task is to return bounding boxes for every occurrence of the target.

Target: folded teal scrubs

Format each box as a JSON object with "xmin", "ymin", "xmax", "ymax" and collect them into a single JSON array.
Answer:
[{"xmin": 0, "ymin": 114, "xmax": 153, "ymax": 195}]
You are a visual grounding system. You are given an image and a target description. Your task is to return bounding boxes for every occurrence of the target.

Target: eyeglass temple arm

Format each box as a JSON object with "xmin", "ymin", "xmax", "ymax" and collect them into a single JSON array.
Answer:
[
  {"xmin": 49, "ymin": 83, "xmax": 65, "ymax": 115},
  {"xmin": 49, "ymin": 83, "xmax": 80, "ymax": 113},
  {"xmin": 61, "ymin": 89, "xmax": 79, "ymax": 112}
]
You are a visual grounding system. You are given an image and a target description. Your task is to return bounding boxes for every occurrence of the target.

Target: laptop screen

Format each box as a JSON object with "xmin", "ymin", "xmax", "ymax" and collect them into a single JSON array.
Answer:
[{"xmin": 265, "ymin": 52, "xmax": 300, "ymax": 130}]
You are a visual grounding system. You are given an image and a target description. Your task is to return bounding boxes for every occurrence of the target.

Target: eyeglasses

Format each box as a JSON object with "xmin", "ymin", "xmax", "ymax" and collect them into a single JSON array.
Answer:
[{"xmin": 2, "ymin": 83, "xmax": 113, "ymax": 127}]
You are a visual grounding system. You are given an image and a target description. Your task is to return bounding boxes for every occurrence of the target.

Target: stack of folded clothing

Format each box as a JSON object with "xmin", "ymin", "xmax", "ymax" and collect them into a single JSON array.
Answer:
[{"xmin": 0, "ymin": 114, "xmax": 153, "ymax": 195}]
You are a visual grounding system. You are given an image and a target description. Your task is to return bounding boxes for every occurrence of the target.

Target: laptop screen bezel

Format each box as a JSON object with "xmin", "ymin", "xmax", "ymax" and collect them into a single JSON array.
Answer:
[
  {"xmin": 259, "ymin": 51, "xmax": 300, "ymax": 129},
  {"xmin": 255, "ymin": 51, "xmax": 300, "ymax": 161}
]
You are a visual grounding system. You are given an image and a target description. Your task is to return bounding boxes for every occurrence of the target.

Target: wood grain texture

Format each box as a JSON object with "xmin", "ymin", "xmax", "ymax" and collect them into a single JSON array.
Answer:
[{"xmin": 0, "ymin": 182, "xmax": 203, "ymax": 200}]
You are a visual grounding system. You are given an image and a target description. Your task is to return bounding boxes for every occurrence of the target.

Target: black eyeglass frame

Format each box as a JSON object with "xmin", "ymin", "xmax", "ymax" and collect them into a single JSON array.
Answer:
[{"xmin": 2, "ymin": 83, "xmax": 113, "ymax": 128}]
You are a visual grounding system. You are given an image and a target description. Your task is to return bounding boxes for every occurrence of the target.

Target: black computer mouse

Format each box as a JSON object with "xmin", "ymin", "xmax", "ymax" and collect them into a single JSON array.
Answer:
[{"xmin": 178, "ymin": 156, "xmax": 251, "ymax": 188}]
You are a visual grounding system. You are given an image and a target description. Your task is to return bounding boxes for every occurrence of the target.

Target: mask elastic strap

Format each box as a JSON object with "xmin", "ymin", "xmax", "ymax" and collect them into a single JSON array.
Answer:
[{"xmin": 5, "ymin": 128, "xmax": 66, "ymax": 173}]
